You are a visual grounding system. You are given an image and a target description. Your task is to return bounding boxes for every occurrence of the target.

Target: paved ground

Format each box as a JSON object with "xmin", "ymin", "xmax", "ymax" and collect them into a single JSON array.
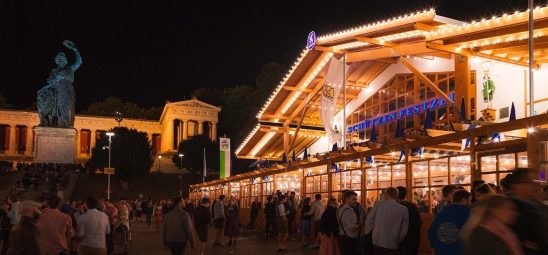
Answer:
[{"xmin": 128, "ymin": 221, "xmax": 318, "ymax": 255}]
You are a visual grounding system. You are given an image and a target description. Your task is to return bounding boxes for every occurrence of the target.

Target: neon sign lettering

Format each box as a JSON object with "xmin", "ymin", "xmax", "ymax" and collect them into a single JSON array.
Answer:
[{"xmin": 347, "ymin": 93, "xmax": 455, "ymax": 134}]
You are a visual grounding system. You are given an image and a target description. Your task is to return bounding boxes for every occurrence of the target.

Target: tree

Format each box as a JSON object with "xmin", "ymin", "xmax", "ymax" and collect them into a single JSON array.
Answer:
[
  {"xmin": 255, "ymin": 62, "xmax": 287, "ymax": 101},
  {"xmin": 81, "ymin": 97, "xmax": 162, "ymax": 120},
  {"xmin": 172, "ymin": 135, "xmax": 218, "ymax": 175},
  {"xmin": 0, "ymin": 94, "xmax": 10, "ymax": 109},
  {"xmin": 88, "ymin": 127, "xmax": 153, "ymax": 181}
]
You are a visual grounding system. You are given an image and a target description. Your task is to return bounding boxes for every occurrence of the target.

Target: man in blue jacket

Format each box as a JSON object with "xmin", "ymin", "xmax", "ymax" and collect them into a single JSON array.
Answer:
[{"xmin": 428, "ymin": 189, "xmax": 471, "ymax": 255}]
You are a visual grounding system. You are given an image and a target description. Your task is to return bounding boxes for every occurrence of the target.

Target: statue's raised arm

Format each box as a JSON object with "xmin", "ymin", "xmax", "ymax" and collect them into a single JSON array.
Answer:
[{"xmin": 63, "ymin": 40, "xmax": 82, "ymax": 72}]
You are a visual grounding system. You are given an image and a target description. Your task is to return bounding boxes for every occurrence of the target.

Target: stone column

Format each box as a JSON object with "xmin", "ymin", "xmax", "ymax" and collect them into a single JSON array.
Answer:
[
  {"xmin": 182, "ymin": 120, "xmax": 189, "ymax": 141},
  {"xmin": 207, "ymin": 123, "xmax": 212, "ymax": 140},
  {"xmin": 211, "ymin": 122, "xmax": 217, "ymax": 142},
  {"xmin": 8, "ymin": 125, "xmax": 16, "ymax": 155},
  {"xmin": 177, "ymin": 120, "xmax": 182, "ymax": 145},
  {"xmin": 25, "ymin": 126, "xmax": 33, "ymax": 156},
  {"xmin": 76, "ymin": 129, "xmax": 81, "ymax": 158},
  {"xmin": 90, "ymin": 130, "xmax": 96, "ymax": 151},
  {"xmin": 198, "ymin": 121, "xmax": 204, "ymax": 135},
  {"xmin": 161, "ymin": 119, "xmax": 175, "ymax": 152}
]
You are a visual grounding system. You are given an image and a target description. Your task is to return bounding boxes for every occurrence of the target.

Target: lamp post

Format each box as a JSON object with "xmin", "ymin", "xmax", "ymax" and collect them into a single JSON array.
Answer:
[
  {"xmin": 178, "ymin": 153, "xmax": 184, "ymax": 196},
  {"xmin": 158, "ymin": 155, "xmax": 162, "ymax": 173},
  {"xmin": 105, "ymin": 131, "xmax": 115, "ymax": 199}
]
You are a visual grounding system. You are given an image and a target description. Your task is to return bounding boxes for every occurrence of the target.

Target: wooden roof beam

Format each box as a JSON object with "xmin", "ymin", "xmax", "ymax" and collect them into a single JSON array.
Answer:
[
  {"xmin": 284, "ymin": 77, "xmax": 325, "ymax": 126},
  {"xmin": 400, "ymin": 56, "xmax": 456, "ymax": 109},
  {"xmin": 283, "ymin": 86, "xmax": 313, "ymax": 93},
  {"xmin": 414, "ymin": 22, "xmax": 437, "ymax": 32},
  {"xmin": 347, "ymin": 42, "xmax": 436, "ymax": 62},
  {"xmin": 314, "ymin": 45, "xmax": 343, "ymax": 54},
  {"xmin": 426, "ymin": 42, "xmax": 539, "ymax": 68},
  {"xmin": 355, "ymin": 36, "xmax": 399, "ymax": 47}
]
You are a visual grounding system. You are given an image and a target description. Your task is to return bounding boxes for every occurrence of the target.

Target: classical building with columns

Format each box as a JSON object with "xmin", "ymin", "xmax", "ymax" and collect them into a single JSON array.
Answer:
[{"xmin": 0, "ymin": 98, "xmax": 220, "ymax": 163}]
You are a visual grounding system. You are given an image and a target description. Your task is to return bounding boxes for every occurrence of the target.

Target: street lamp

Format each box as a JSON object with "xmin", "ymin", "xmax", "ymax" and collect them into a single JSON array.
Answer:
[
  {"xmin": 157, "ymin": 155, "xmax": 162, "ymax": 173},
  {"xmin": 105, "ymin": 131, "xmax": 115, "ymax": 199},
  {"xmin": 178, "ymin": 153, "xmax": 184, "ymax": 196}
]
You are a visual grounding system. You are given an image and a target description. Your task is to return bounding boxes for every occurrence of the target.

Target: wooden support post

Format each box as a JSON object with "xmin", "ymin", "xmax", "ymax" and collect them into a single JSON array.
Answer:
[
  {"xmin": 405, "ymin": 147, "xmax": 413, "ymax": 201},
  {"xmin": 283, "ymin": 124, "xmax": 290, "ymax": 157},
  {"xmin": 327, "ymin": 163, "xmax": 333, "ymax": 198},
  {"xmin": 360, "ymin": 156, "xmax": 366, "ymax": 206},
  {"xmin": 289, "ymin": 105, "xmax": 310, "ymax": 155},
  {"xmin": 470, "ymin": 136, "xmax": 481, "ymax": 181},
  {"xmin": 454, "ymin": 54, "xmax": 475, "ymax": 120}
]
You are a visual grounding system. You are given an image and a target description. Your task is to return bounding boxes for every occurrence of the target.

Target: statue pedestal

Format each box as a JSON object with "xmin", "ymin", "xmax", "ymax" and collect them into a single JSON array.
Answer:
[{"xmin": 34, "ymin": 127, "xmax": 76, "ymax": 163}]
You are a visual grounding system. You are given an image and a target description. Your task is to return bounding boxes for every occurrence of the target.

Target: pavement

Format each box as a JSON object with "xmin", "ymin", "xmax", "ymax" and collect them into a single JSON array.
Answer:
[{"xmin": 128, "ymin": 221, "xmax": 319, "ymax": 255}]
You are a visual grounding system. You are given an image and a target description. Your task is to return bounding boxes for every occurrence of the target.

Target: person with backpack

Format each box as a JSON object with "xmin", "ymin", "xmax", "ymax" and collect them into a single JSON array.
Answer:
[
  {"xmin": 264, "ymin": 195, "xmax": 277, "ymax": 241},
  {"xmin": 337, "ymin": 191, "xmax": 362, "ymax": 255}
]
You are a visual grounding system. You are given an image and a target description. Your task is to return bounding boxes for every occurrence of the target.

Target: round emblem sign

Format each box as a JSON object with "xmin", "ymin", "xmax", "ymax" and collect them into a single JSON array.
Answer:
[{"xmin": 307, "ymin": 31, "xmax": 316, "ymax": 50}]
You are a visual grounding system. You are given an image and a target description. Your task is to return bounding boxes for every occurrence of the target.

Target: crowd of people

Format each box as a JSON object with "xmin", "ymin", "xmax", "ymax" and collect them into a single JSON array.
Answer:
[
  {"xmin": 195, "ymin": 167, "xmax": 548, "ymax": 255},
  {"xmin": 11, "ymin": 163, "xmax": 82, "ymax": 201},
  {"xmin": 1, "ymin": 166, "xmax": 547, "ymax": 255}
]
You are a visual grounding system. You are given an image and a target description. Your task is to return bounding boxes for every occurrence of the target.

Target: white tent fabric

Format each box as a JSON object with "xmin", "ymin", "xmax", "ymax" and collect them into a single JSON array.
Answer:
[{"xmin": 320, "ymin": 56, "xmax": 348, "ymax": 145}]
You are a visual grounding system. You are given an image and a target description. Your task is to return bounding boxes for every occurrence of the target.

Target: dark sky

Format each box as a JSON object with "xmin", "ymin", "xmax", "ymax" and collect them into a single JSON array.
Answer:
[{"xmin": 0, "ymin": 0, "xmax": 532, "ymax": 111}]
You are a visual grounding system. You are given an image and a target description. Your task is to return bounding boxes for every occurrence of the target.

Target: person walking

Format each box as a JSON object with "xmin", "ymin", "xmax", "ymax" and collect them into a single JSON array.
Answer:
[
  {"xmin": 7, "ymin": 201, "xmax": 42, "ymax": 255},
  {"xmin": 287, "ymin": 192, "xmax": 297, "ymax": 234},
  {"xmin": 247, "ymin": 197, "xmax": 261, "ymax": 230},
  {"xmin": 311, "ymin": 194, "xmax": 325, "ymax": 248},
  {"xmin": 224, "ymin": 197, "xmax": 240, "ymax": 246},
  {"xmin": 465, "ymin": 194, "xmax": 524, "ymax": 255},
  {"xmin": 37, "ymin": 195, "xmax": 75, "ymax": 255},
  {"xmin": 428, "ymin": 189, "xmax": 471, "ymax": 255},
  {"xmin": 193, "ymin": 198, "xmax": 211, "ymax": 255},
  {"xmin": 299, "ymin": 197, "xmax": 314, "ymax": 247},
  {"xmin": 319, "ymin": 197, "xmax": 340, "ymax": 255},
  {"xmin": 104, "ymin": 200, "xmax": 118, "ymax": 254},
  {"xmin": 114, "ymin": 201, "xmax": 130, "ymax": 255},
  {"xmin": 1, "ymin": 195, "xmax": 20, "ymax": 255},
  {"xmin": 365, "ymin": 187, "xmax": 409, "ymax": 255},
  {"xmin": 77, "ymin": 197, "xmax": 111, "ymax": 255},
  {"xmin": 162, "ymin": 197, "xmax": 195, "ymax": 255},
  {"xmin": 212, "ymin": 195, "xmax": 226, "ymax": 247},
  {"xmin": 277, "ymin": 195, "xmax": 289, "ymax": 253},
  {"xmin": 506, "ymin": 169, "xmax": 547, "ymax": 254},
  {"xmin": 337, "ymin": 191, "xmax": 362, "ymax": 255},
  {"xmin": 396, "ymin": 186, "xmax": 422, "ymax": 255},
  {"xmin": 264, "ymin": 195, "xmax": 277, "ymax": 241}
]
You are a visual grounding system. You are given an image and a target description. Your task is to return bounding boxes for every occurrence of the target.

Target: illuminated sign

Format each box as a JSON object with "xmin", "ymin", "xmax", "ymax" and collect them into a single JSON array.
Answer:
[
  {"xmin": 347, "ymin": 93, "xmax": 455, "ymax": 134},
  {"xmin": 307, "ymin": 31, "xmax": 316, "ymax": 50}
]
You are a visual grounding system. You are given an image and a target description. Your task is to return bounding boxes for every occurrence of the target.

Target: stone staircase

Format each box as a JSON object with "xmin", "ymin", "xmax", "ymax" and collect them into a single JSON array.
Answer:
[{"xmin": 150, "ymin": 154, "xmax": 190, "ymax": 174}]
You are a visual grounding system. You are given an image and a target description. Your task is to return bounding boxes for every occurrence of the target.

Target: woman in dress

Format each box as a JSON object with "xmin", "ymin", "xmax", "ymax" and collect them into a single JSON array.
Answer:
[
  {"xmin": 155, "ymin": 200, "xmax": 164, "ymax": 232},
  {"xmin": 224, "ymin": 197, "xmax": 240, "ymax": 246},
  {"xmin": 320, "ymin": 197, "xmax": 340, "ymax": 255},
  {"xmin": 114, "ymin": 201, "xmax": 130, "ymax": 255}
]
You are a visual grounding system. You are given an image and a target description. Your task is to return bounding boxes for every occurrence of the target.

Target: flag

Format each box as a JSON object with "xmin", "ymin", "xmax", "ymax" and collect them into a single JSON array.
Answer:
[
  {"xmin": 303, "ymin": 146, "xmax": 308, "ymax": 160},
  {"xmin": 395, "ymin": 119, "xmax": 404, "ymax": 138},
  {"xmin": 219, "ymin": 137, "xmax": 231, "ymax": 178},
  {"xmin": 292, "ymin": 151, "xmax": 296, "ymax": 162},
  {"xmin": 370, "ymin": 125, "xmax": 378, "ymax": 142},
  {"xmin": 281, "ymin": 153, "xmax": 287, "ymax": 164},
  {"xmin": 396, "ymin": 150, "xmax": 405, "ymax": 164},
  {"xmin": 320, "ymin": 56, "xmax": 348, "ymax": 145},
  {"xmin": 460, "ymin": 97, "xmax": 467, "ymax": 122},
  {"xmin": 424, "ymin": 110, "xmax": 433, "ymax": 130},
  {"xmin": 509, "ymin": 102, "xmax": 516, "ymax": 121},
  {"xmin": 332, "ymin": 143, "xmax": 338, "ymax": 152},
  {"xmin": 203, "ymin": 148, "xmax": 207, "ymax": 183}
]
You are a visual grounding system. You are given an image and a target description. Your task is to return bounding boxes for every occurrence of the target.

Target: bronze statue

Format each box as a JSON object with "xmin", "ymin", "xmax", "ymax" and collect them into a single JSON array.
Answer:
[{"xmin": 37, "ymin": 40, "xmax": 82, "ymax": 128}]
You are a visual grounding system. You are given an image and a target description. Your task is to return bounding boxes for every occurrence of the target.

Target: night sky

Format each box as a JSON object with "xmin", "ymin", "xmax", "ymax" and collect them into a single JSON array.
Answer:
[{"xmin": 0, "ymin": 0, "xmax": 533, "ymax": 111}]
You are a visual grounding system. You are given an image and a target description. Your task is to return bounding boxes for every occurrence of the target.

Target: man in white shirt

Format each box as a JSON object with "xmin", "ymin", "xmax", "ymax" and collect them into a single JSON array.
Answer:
[
  {"xmin": 365, "ymin": 187, "xmax": 409, "ymax": 255},
  {"xmin": 276, "ymin": 195, "xmax": 288, "ymax": 253},
  {"xmin": 337, "ymin": 190, "xmax": 362, "ymax": 255},
  {"xmin": 310, "ymin": 193, "xmax": 325, "ymax": 248},
  {"xmin": 77, "ymin": 197, "xmax": 111, "ymax": 255}
]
